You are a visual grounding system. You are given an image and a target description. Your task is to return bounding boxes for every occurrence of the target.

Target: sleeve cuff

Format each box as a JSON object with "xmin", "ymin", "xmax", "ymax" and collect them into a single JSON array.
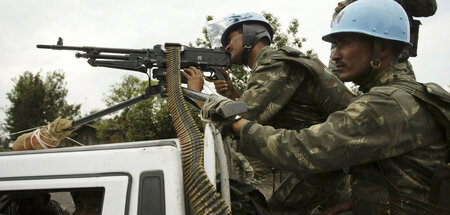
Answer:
[
  {"xmin": 241, "ymin": 121, "xmax": 255, "ymax": 135},
  {"xmin": 239, "ymin": 121, "xmax": 260, "ymax": 154}
]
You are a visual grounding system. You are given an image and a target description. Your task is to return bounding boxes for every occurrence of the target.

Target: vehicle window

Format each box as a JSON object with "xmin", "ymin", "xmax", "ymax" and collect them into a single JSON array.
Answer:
[{"xmin": 0, "ymin": 188, "xmax": 104, "ymax": 215}]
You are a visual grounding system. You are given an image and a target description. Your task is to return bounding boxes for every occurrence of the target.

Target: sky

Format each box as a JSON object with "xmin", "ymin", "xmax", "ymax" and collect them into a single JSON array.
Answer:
[{"xmin": 1, "ymin": 0, "xmax": 449, "ymax": 134}]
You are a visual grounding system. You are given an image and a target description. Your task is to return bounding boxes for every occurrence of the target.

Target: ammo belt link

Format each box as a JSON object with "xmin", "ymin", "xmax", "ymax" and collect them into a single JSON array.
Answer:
[{"xmin": 165, "ymin": 44, "xmax": 230, "ymax": 215}]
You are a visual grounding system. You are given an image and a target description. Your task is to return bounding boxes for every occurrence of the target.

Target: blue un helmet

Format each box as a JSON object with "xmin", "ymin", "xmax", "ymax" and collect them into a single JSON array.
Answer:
[
  {"xmin": 322, "ymin": 0, "xmax": 412, "ymax": 47},
  {"xmin": 323, "ymin": 0, "xmax": 412, "ymax": 72},
  {"xmin": 206, "ymin": 12, "xmax": 274, "ymax": 48}
]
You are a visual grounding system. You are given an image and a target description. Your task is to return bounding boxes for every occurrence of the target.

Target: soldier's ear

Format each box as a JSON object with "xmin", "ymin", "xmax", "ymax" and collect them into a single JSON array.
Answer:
[{"xmin": 380, "ymin": 40, "xmax": 394, "ymax": 59}]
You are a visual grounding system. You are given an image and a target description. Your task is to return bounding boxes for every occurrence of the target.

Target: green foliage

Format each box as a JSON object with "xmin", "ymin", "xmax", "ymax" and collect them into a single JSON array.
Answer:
[
  {"xmin": 6, "ymin": 71, "xmax": 46, "ymax": 132},
  {"xmin": 43, "ymin": 71, "xmax": 81, "ymax": 120},
  {"xmin": 125, "ymin": 97, "xmax": 174, "ymax": 141},
  {"xmin": 4, "ymin": 70, "xmax": 81, "ymax": 140},
  {"xmin": 95, "ymin": 74, "xmax": 203, "ymax": 142},
  {"xmin": 95, "ymin": 12, "xmax": 316, "ymax": 143},
  {"xmin": 193, "ymin": 15, "xmax": 214, "ymax": 49},
  {"xmin": 193, "ymin": 11, "xmax": 314, "ymax": 93},
  {"xmin": 95, "ymin": 75, "xmax": 149, "ymax": 141},
  {"xmin": 263, "ymin": 12, "xmax": 311, "ymax": 55},
  {"xmin": 103, "ymin": 74, "xmax": 147, "ymax": 118},
  {"xmin": 0, "ymin": 136, "xmax": 9, "ymax": 149}
]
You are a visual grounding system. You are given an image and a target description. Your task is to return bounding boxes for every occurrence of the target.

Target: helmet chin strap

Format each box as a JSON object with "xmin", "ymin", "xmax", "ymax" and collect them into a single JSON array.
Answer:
[
  {"xmin": 241, "ymin": 23, "xmax": 272, "ymax": 67},
  {"xmin": 356, "ymin": 39, "xmax": 382, "ymax": 90},
  {"xmin": 242, "ymin": 45, "xmax": 252, "ymax": 66},
  {"xmin": 370, "ymin": 40, "xmax": 382, "ymax": 73}
]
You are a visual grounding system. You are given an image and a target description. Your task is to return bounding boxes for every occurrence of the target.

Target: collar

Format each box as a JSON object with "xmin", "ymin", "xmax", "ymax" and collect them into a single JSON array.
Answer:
[
  {"xmin": 358, "ymin": 63, "xmax": 415, "ymax": 92},
  {"xmin": 250, "ymin": 46, "xmax": 273, "ymax": 71}
]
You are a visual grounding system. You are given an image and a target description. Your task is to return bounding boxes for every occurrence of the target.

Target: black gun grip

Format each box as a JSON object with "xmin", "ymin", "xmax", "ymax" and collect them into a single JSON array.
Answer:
[{"xmin": 213, "ymin": 70, "xmax": 226, "ymax": 81}]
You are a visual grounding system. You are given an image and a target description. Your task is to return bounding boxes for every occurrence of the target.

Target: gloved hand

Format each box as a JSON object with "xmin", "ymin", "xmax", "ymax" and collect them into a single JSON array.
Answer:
[
  {"xmin": 200, "ymin": 95, "xmax": 241, "ymax": 136},
  {"xmin": 13, "ymin": 117, "xmax": 74, "ymax": 151}
]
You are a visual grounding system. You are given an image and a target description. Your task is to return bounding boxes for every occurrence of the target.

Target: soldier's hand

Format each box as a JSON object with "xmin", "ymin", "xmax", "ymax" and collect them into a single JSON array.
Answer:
[
  {"xmin": 182, "ymin": 66, "xmax": 204, "ymax": 92},
  {"xmin": 200, "ymin": 95, "xmax": 247, "ymax": 136},
  {"xmin": 206, "ymin": 68, "xmax": 240, "ymax": 100}
]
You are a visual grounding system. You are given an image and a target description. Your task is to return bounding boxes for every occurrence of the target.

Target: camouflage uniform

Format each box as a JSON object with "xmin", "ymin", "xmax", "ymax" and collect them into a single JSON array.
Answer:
[
  {"xmin": 239, "ymin": 62, "xmax": 449, "ymax": 214},
  {"xmin": 237, "ymin": 45, "xmax": 355, "ymax": 213},
  {"xmin": 238, "ymin": 46, "xmax": 354, "ymax": 129},
  {"xmin": 232, "ymin": 150, "xmax": 255, "ymax": 184}
]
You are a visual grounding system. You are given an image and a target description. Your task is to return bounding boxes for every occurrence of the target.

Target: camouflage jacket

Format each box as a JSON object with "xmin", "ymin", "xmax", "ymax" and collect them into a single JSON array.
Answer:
[
  {"xmin": 239, "ymin": 63, "xmax": 448, "ymax": 214},
  {"xmin": 237, "ymin": 46, "xmax": 355, "ymax": 213},
  {"xmin": 238, "ymin": 46, "xmax": 354, "ymax": 129}
]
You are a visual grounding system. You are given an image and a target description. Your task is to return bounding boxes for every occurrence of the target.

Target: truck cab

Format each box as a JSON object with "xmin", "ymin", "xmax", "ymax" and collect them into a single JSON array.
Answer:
[{"xmin": 0, "ymin": 139, "xmax": 189, "ymax": 215}]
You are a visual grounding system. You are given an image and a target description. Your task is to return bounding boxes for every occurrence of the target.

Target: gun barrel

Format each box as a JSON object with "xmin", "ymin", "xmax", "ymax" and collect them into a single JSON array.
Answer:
[
  {"xmin": 36, "ymin": 44, "xmax": 86, "ymax": 51},
  {"xmin": 36, "ymin": 44, "xmax": 150, "ymax": 54},
  {"xmin": 76, "ymin": 53, "xmax": 130, "ymax": 60}
]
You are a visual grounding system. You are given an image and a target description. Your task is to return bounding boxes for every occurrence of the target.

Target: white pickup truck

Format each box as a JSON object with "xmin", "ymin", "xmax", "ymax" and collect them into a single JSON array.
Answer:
[
  {"xmin": 1, "ymin": 41, "xmax": 244, "ymax": 215},
  {"xmin": 0, "ymin": 125, "xmax": 226, "ymax": 215}
]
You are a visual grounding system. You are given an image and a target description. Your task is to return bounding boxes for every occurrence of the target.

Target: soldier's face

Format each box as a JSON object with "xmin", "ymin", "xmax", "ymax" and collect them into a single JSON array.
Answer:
[
  {"xmin": 225, "ymin": 30, "xmax": 244, "ymax": 64},
  {"xmin": 331, "ymin": 34, "xmax": 372, "ymax": 82}
]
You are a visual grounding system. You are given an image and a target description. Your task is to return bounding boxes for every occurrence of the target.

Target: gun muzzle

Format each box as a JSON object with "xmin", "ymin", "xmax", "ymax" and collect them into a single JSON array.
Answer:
[{"xmin": 36, "ymin": 44, "xmax": 53, "ymax": 49}]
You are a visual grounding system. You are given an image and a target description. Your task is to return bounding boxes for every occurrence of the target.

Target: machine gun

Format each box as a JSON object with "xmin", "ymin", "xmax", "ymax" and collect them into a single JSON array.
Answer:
[
  {"xmin": 12, "ymin": 41, "xmax": 241, "ymax": 214},
  {"xmin": 37, "ymin": 38, "xmax": 230, "ymax": 82},
  {"xmin": 36, "ymin": 38, "xmax": 244, "ymax": 130}
]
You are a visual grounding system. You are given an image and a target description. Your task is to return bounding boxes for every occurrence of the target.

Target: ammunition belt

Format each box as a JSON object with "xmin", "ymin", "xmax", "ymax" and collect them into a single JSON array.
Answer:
[{"xmin": 165, "ymin": 45, "xmax": 230, "ymax": 214}]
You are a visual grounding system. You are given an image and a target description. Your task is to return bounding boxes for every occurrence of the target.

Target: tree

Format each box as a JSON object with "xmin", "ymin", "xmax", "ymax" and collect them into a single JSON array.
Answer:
[
  {"xmin": 95, "ymin": 75, "xmax": 149, "ymax": 141},
  {"xmin": 5, "ymin": 70, "xmax": 81, "ymax": 140},
  {"xmin": 125, "ymin": 96, "xmax": 177, "ymax": 141},
  {"xmin": 95, "ymin": 75, "xmax": 201, "ymax": 142},
  {"xmin": 43, "ymin": 71, "xmax": 81, "ymax": 120},
  {"xmin": 96, "ymin": 12, "xmax": 312, "ymax": 143},
  {"xmin": 0, "ymin": 135, "xmax": 8, "ymax": 150},
  {"xmin": 192, "ymin": 11, "xmax": 315, "ymax": 93}
]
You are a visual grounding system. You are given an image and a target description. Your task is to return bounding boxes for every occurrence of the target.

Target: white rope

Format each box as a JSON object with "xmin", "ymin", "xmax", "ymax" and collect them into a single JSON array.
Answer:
[
  {"xmin": 200, "ymin": 95, "xmax": 221, "ymax": 123},
  {"xmin": 200, "ymin": 95, "xmax": 234, "ymax": 124},
  {"xmin": 8, "ymin": 122, "xmax": 87, "ymax": 149},
  {"xmin": 31, "ymin": 129, "xmax": 50, "ymax": 149},
  {"xmin": 28, "ymin": 124, "xmax": 59, "ymax": 149},
  {"xmin": 1, "ymin": 126, "xmax": 43, "ymax": 138}
]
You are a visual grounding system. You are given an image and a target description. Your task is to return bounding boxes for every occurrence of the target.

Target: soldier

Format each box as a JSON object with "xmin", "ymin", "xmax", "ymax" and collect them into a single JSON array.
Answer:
[
  {"xmin": 183, "ymin": 12, "xmax": 355, "ymax": 214},
  {"xmin": 328, "ymin": 0, "xmax": 438, "ymax": 78},
  {"xmin": 211, "ymin": 0, "xmax": 449, "ymax": 213}
]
